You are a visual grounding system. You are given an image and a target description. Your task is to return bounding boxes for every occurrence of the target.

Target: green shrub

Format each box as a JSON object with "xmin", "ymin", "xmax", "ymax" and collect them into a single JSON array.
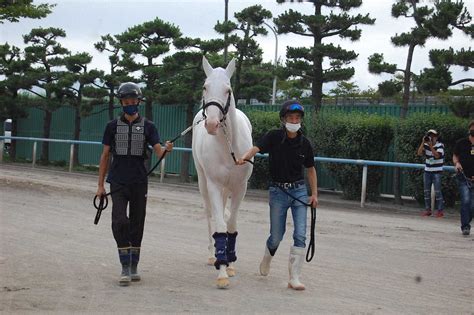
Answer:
[
  {"xmin": 246, "ymin": 110, "xmax": 280, "ymax": 189},
  {"xmin": 395, "ymin": 113, "xmax": 467, "ymax": 207},
  {"xmin": 308, "ymin": 111, "xmax": 394, "ymax": 200}
]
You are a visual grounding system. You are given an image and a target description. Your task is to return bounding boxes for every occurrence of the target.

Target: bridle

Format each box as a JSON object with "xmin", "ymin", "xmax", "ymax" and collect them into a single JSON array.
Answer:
[{"xmin": 201, "ymin": 92, "xmax": 231, "ymax": 122}]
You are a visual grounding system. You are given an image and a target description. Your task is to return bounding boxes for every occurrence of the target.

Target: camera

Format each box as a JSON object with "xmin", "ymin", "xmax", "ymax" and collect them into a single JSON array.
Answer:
[{"xmin": 424, "ymin": 135, "xmax": 431, "ymax": 142}]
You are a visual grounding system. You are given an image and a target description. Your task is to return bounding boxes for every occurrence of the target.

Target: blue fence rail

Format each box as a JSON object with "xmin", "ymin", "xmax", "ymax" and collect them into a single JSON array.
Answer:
[{"xmin": 0, "ymin": 136, "xmax": 456, "ymax": 208}]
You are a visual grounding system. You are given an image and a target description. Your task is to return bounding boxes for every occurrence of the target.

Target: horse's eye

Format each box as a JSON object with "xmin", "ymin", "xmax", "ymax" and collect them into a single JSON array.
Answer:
[{"xmin": 202, "ymin": 86, "xmax": 206, "ymax": 91}]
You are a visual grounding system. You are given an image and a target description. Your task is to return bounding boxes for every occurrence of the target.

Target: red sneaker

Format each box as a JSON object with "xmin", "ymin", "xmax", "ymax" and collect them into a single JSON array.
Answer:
[
  {"xmin": 435, "ymin": 211, "xmax": 444, "ymax": 218},
  {"xmin": 421, "ymin": 210, "xmax": 432, "ymax": 217}
]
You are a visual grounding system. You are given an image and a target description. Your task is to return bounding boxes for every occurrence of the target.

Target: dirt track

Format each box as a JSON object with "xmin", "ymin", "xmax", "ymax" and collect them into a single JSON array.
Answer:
[{"xmin": 0, "ymin": 164, "xmax": 472, "ymax": 314}]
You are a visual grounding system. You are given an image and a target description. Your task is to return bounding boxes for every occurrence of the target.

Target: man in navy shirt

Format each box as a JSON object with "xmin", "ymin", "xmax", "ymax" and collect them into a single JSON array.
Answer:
[
  {"xmin": 237, "ymin": 100, "xmax": 318, "ymax": 290},
  {"xmin": 96, "ymin": 82, "xmax": 173, "ymax": 286},
  {"xmin": 453, "ymin": 120, "xmax": 474, "ymax": 236}
]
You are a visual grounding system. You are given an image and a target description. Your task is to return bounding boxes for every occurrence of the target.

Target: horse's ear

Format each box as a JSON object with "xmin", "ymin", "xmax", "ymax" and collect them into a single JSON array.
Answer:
[
  {"xmin": 202, "ymin": 56, "xmax": 213, "ymax": 77},
  {"xmin": 225, "ymin": 58, "xmax": 236, "ymax": 78}
]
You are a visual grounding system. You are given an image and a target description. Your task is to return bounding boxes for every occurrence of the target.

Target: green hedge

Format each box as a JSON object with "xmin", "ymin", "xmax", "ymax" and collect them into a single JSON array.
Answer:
[
  {"xmin": 308, "ymin": 112, "xmax": 394, "ymax": 200},
  {"xmin": 395, "ymin": 113, "xmax": 467, "ymax": 207},
  {"xmin": 246, "ymin": 111, "xmax": 281, "ymax": 189}
]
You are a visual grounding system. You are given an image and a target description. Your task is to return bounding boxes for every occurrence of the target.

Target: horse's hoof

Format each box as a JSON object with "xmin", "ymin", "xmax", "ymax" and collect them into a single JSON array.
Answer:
[
  {"xmin": 226, "ymin": 266, "xmax": 236, "ymax": 277},
  {"xmin": 216, "ymin": 277, "xmax": 230, "ymax": 289},
  {"xmin": 207, "ymin": 257, "xmax": 216, "ymax": 266},
  {"xmin": 288, "ymin": 283, "xmax": 305, "ymax": 291}
]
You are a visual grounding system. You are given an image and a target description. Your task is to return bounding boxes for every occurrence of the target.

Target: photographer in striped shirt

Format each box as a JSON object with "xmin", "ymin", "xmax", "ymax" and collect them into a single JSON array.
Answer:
[{"xmin": 416, "ymin": 129, "xmax": 445, "ymax": 217}]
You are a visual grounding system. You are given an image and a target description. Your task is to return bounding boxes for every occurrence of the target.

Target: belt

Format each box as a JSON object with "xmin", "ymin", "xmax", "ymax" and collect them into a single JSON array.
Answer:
[{"xmin": 270, "ymin": 180, "xmax": 305, "ymax": 189}]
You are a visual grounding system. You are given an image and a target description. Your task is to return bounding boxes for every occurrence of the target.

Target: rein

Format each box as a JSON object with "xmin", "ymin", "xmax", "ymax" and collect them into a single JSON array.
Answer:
[{"xmin": 92, "ymin": 118, "xmax": 204, "ymax": 225}]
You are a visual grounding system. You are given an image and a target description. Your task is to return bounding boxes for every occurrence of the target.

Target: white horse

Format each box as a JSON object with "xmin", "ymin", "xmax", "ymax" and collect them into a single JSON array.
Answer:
[{"xmin": 192, "ymin": 56, "xmax": 253, "ymax": 288}]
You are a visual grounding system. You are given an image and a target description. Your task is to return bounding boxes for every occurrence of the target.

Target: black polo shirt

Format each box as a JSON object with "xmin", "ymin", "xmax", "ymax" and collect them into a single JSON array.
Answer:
[
  {"xmin": 454, "ymin": 137, "xmax": 474, "ymax": 178},
  {"xmin": 256, "ymin": 128, "xmax": 315, "ymax": 183},
  {"xmin": 102, "ymin": 115, "xmax": 160, "ymax": 184}
]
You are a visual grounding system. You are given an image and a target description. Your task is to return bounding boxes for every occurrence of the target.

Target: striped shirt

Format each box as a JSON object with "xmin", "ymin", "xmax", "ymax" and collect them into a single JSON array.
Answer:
[{"xmin": 424, "ymin": 141, "xmax": 444, "ymax": 172}]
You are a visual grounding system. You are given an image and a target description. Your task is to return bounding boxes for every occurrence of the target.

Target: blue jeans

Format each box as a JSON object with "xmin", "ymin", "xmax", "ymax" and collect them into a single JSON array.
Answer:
[
  {"xmin": 423, "ymin": 172, "xmax": 444, "ymax": 211},
  {"xmin": 266, "ymin": 185, "xmax": 308, "ymax": 251},
  {"xmin": 456, "ymin": 174, "xmax": 474, "ymax": 231}
]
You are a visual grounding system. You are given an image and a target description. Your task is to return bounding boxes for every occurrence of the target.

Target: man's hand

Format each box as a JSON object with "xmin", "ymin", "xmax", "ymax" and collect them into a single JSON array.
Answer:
[
  {"xmin": 308, "ymin": 195, "xmax": 318, "ymax": 208},
  {"xmin": 96, "ymin": 185, "xmax": 106, "ymax": 198},
  {"xmin": 235, "ymin": 158, "xmax": 247, "ymax": 166},
  {"xmin": 455, "ymin": 162, "xmax": 463, "ymax": 173},
  {"xmin": 165, "ymin": 141, "xmax": 173, "ymax": 152}
]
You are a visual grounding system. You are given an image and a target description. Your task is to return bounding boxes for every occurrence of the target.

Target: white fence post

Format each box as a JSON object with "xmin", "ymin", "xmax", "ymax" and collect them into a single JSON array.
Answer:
[
  {"xmin": 160, "ymin": 158, "xmax": 166, "ymax": 183},
  {"xmin": 69, "ymin": 144, "xmax": 74, "ymax": 172},
  {"xmin": 361, "ymin": 165, "xmax": 368, "ymax": 208},
  {"xmin": 32, "ymin": 141, "xmax": 37, "ymax": 168},
  {"xmin": 0, "ymin": 140, "xmax": 4, "ymax": 163}
]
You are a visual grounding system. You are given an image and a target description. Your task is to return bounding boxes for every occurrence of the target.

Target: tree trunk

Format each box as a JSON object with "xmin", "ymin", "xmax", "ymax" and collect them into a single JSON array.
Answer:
[
  {"xmin": 73, "ymin": 105, "xmax": 81, "ymax": 167},
  {"xmin": 234, "ymin": 57, "xmax": 243, "ymax": 101},
  {"xmin": 179, "ymin": 103, "xmax": 194, "ymax": 182},
  {"xmin": 145, "ymin": 98, "xmax": 153, "ymax": 121},
  {"xmin": 394, "ymin": 43, "xmax": 416, "ymax": 203},
  {"xmin": 108, "ymin": 88, "xmax": 115, "ymax": 121},
  {"xmin": 40, "ymin": 110, "xmax": 52, "ymax": 164},
  {"xmin": 400, "ymin": 43, "xmax": 415, "ymax": 119}
]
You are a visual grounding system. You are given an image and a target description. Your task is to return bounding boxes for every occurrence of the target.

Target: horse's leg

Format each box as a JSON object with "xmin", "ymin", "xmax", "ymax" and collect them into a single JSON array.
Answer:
[
  {"xmin": 207, "ymin": 181, "xmax": 229, "ymax": 289},
  {"xmin": 196, "ymin": 165, "xmax": 215, "ymax": 265},
  {"xmin": 226, "ymin": 183, "xmax": 247, "ymax": 277}
]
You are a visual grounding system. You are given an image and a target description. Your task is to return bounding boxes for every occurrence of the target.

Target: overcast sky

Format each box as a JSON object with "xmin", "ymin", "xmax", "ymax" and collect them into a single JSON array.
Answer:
[{"xmin": 1, "ymin": 0, "xmax": 473, "ymax": 92}]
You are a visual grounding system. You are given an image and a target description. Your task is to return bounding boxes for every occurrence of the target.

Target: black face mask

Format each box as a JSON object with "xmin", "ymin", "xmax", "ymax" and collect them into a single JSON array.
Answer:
[{"xmin": 469, "ymin": 130, "xmax": 474, "ymax": 137}]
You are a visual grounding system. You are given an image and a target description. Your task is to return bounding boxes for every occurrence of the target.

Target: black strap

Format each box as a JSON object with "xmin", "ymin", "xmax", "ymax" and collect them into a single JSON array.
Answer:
[
  {"xmin": 276, "ymin": 186, "xmax": 317, "ymax": 262},
  {"xmin": 201, "ymin": 94, "xmax": 231, "ymax": 120}
]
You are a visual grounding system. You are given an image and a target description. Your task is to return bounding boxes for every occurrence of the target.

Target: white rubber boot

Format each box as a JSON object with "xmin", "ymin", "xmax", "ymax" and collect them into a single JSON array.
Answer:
[
  {"xmin": 288, "ymin": 246, "xmax": 305, "ymax": 290},
  {"xmin": 259, "ymin": 246, "xmax": 273, "ymax": 276}
]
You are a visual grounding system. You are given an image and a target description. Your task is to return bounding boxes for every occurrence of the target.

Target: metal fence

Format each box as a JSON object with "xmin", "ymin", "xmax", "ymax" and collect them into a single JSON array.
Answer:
[
  {"xmin": 8, "ymin": 103, "xmax": 451, "ymax": 195},
  {"xmin": 0, "ymin": 136, "xmax": 455, "ymax": 208}
]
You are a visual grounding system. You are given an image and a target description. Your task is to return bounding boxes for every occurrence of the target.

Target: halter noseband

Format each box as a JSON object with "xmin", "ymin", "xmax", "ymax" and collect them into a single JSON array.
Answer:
[{"xmin": 202, "ymin": 93, "xmax": 231, "ymax": 122}]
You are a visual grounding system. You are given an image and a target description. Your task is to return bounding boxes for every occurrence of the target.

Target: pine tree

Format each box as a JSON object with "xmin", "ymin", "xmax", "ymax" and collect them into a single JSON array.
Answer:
[
  {"xmin": 23, "ymin": 27, "xmax": 69, "ymax": 163},
  {"xmin": 0, "ymin": 43, "xmax": 34, "ymax": 159},
  {"xmin": 116, "ymin": 18, "xmax": 181, "ymax": 120},
  {"xmin": 215, "ymin": 4, "xmax": 273, "ymax": 101},
  {"xmin": 0, "ymin": 0, "xmax": 54, "ymax": 23},
  {"xmin": 275, "ymin": 0, "xmax": 375, "ymax": 110},
  {"xmin": 60, "ymin": 52, "xmax": 107, "ymax": 166},
  {"xmin": 94, "ymin": 34, "xmax": 133, "ymax": 120}
]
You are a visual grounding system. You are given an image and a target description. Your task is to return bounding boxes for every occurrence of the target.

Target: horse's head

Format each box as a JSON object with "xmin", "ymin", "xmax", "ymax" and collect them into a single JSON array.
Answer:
[{"xmin": 201, "ymin": 56, "xmax": 236, "ymax": 135}]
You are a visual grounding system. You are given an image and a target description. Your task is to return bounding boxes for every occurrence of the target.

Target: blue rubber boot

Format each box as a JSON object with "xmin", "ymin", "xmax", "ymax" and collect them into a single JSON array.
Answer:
[
  {"xmin": 118, "ymin": 247, "xmax": 131, "ymax": 286},
  {"xmin": 130, "ymin": 247, "xmax": 141, "ymax": 282}
]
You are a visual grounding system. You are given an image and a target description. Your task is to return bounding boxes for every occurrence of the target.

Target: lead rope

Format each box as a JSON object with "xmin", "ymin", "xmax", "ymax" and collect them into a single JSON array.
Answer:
[
  {"xmin": 93, "ymin": 118, "xmax": 204, "ymax": 225},
  {"xmin": 221, "ymin": 119, "xmax": 254, "ymax": 165},
  {"xmin": 276, "ymin": 186, "xmax": 317, "ymax": 262}
]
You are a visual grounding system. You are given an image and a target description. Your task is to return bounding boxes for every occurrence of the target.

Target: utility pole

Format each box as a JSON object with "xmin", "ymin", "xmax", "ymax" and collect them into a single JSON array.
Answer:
[
  {"xmin": 224, "ymin": 0, "xmax": 229, "ymax": 63},
  {"xmin": 263, "ymin": 21, "xmax": 278, "ymax": 105}
]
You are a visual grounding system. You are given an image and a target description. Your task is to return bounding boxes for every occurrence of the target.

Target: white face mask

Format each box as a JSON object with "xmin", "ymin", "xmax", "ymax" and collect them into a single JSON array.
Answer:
[{"xmin": 285, "ymin": 122, "xmax": 301, "ymax": 133}]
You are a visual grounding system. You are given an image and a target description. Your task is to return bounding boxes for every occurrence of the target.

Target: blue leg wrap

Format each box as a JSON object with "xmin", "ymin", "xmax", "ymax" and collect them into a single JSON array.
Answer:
[
  {"xmin": 226, "ymin": 231, "xmax": 238, "ymax": 263},
  {"xmin": 212, "ymin": 232, "xmax": 228, "ymax": 269}
]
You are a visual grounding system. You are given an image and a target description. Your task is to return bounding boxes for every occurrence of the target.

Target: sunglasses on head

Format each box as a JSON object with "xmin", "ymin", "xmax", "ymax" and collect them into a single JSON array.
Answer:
[{"xmin": 288, "ymin": 103, "xmax": 303, "ymax": 111}]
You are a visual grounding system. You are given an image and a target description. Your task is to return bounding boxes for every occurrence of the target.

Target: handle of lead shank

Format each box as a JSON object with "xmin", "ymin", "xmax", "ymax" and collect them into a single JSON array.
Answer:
[{"xmin": 93, "ymin": 194, "xmax": 108, "ymax": 225}]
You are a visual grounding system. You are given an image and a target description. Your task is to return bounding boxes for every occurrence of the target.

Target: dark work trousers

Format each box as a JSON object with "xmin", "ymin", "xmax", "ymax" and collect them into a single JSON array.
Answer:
[{"xmin": 110, "ymin": 182, "xmax": 148, "ymax": 248}]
